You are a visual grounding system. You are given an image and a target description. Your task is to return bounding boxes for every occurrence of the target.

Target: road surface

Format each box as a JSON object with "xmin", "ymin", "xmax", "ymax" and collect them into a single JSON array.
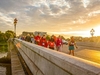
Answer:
[{"xmin": 61, "ymin": 44, "xmax": 100, "ymax": 64}]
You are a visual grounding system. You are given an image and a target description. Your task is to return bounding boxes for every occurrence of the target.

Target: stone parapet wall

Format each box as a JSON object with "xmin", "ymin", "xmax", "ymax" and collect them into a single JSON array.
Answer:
[{"xmin": 14, "ymin": 39, "xmax": 100, "ymax": 75}]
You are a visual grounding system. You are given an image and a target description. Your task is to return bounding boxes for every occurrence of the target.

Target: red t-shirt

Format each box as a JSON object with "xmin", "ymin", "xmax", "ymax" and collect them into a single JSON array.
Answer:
[
  {"xmin": 40, "ymin": 38, "xmax": 48, "ymax": 47},
  {"xmin": 56, "ymin": 38, "xmax": 62, "ymax": 46},
  {"xmin": 35, "ymin": 35, "xmax": 41, "ymax": 45}
]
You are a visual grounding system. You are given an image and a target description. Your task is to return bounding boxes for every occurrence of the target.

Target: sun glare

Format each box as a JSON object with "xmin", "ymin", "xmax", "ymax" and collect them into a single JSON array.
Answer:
[
  {"xmin": 49, "ymin": 31, "xmax": 91, "ymax": 38},
  {"xmin": 94, "ymin": 26, "xmax": 100, "ymax": 36}
]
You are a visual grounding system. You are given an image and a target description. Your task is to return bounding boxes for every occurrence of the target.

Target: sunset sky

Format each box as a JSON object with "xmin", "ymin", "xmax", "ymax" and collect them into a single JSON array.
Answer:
[{"xmin": 0, "ymin": 0, "xmax": 100, "ymax": 38}]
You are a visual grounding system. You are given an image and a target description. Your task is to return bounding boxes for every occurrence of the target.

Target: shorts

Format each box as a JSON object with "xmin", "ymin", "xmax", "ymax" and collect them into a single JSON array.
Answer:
[
  {"xmin": 49, "ymin": 47, "xmax": 54, "ymax": 50},
  {"xmin": 69, "ymin": 46, "xmax": 74, "ymax": 50}
]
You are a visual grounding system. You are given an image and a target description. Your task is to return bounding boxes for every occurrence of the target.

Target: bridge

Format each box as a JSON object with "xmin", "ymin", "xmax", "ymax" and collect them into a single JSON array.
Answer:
[{"xmin": 8, "ymin": 38, "xmax": 100, "ymax": 75}]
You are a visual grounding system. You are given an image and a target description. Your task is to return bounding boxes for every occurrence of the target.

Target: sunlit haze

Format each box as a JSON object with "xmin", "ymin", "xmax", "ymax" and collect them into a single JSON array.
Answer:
[{"xmin": 0, "ymin": 0, "xmax": 100, "ymax": 38}]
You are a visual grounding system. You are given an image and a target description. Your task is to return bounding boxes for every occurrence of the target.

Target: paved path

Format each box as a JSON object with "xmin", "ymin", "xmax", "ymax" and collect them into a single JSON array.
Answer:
[
  {"xmin": 61, "ymin": 45, "xmax": 100, "ymax": 64},
  {"xmin": 11, "ymin": 49, "xmax": 25, "ymax": 75}
]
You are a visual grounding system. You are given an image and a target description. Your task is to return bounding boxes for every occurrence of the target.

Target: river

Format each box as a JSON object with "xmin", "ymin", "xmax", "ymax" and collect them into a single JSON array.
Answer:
[
  {"xmin": 0, "ymin": 66, "xmax": 6, "ymax": 75},
  {"xmin": 0, "ymin": 52, "xmax": 11, "ymax": 75}
]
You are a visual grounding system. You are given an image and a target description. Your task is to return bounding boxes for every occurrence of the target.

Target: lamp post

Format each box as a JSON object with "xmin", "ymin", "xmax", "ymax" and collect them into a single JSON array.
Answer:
[
  {"xmin": 90, "ymin": 28, "xmax": 95, "ymax": 42},
  {"xmin": 14, "ymin": 18, "xmax": 18, "ymax": 37},
  {"xmin": 90, "ymin": 28, "xmax": 95, "ymax": 37}
]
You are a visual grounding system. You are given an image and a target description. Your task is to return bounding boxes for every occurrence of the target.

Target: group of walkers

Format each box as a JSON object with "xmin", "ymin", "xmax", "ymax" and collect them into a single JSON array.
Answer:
[{"xmin": 19, "ymin": 33, "xmax": 78, "ymax": 56}]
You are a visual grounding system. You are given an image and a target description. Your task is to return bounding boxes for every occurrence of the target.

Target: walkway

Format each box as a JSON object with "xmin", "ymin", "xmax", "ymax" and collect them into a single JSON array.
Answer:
[{"xmin": 11, "ymin": 49, "xmax": 25, "ymax": 75}]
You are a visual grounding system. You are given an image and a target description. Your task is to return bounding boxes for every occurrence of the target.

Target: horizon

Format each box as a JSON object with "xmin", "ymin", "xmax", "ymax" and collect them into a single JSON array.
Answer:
[{"xmin": 1, "ymin": 29, "xmax": 100, "ymax": 39}]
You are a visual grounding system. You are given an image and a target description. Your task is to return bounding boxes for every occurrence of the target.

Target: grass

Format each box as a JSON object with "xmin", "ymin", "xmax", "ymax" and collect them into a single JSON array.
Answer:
[
  {"xmin": 0, "ymin": 41, "xmax": 7, "ymax": 45},
  {"xmin": 0, "ymin": 41, "xmax": 8, "ymax": 52}
]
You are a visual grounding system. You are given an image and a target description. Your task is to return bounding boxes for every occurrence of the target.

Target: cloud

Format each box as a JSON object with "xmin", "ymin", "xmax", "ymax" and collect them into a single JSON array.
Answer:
[{"xmin": 0, "ymin": 0, "xmax": 100, "ymax": 37}]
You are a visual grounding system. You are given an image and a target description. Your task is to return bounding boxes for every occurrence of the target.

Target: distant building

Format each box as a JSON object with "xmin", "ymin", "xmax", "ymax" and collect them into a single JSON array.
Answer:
[
  {"xmin": 21, "ymin": 31, "xmax": 47, "ymax": 37},
  {"xmin": 34, "ymin": 31, "xmax": 47, "ymax": 36},
  {"xmin": 22, "ymin": 31, "xmax": 34, "ymax": 36}
]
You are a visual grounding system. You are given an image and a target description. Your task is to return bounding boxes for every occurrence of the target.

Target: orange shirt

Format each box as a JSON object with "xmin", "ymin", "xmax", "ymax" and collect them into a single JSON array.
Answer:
[{"xmin": 48, "ymin": 41, "xmax": 55, "ymax": 48}]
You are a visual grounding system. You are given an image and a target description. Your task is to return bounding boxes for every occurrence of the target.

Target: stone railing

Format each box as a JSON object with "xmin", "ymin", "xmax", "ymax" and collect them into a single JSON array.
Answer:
[
  {"xmin": 77, "ymin": 42, "xmax": 100, "ymax": 48},
  {"xmin": 13, "ymin": 39, "xmax": 100, "ymax": 75}
]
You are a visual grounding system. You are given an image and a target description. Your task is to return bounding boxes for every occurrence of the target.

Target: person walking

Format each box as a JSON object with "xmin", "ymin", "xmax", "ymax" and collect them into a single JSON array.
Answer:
[
  {"xmin": 31, "ymin": 35, "xmax": 35, "ymax": 43},
  {"xmin": 35, "ymin": 33, "xmax": 41, "ymax": 45},
  {"xmin": 40, "ymin": 35, "xmax": 48, "ymax": 48},
  {"xmin": 48, "ymin": 37, "xmax": 55, "ymax": 50},
  {"xmin": 68, "ymin": 36, "xmax": 78, "ymax": 56},
  {"xmin": 55, "ymin": 35, "xmax": 63, "ymax": 51},
  {"xmin": 25, "ymin": 34, "xmax": 31, "ymax": 43}
]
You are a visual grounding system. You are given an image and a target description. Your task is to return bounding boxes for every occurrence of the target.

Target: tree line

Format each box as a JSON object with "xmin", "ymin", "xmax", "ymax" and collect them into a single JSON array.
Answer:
[{"xmin": 0, "ymin": 30, "xmax": 15, "ymax": 43}]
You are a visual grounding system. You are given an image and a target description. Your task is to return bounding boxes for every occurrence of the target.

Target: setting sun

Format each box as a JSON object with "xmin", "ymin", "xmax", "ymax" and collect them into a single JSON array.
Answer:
[{"xmin": 94, "ymin": 26, "xmax": 100, "ymax": 36}]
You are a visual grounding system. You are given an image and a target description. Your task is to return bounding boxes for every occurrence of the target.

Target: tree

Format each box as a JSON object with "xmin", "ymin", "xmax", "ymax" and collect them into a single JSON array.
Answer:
[
  {"xmin": 61, "ymin": 36, "xmax": 66, "ymax": 40},
  {"xmin": 46, "ymin": 35, "xmax": 51, "ymax": 41},
  {"xmin": 5, "ymin": 30, "xmax": 15, "ymax": 40},
  {"xmin": 0, "ymin": 32, "xmax": 5, "ymax": 42}
]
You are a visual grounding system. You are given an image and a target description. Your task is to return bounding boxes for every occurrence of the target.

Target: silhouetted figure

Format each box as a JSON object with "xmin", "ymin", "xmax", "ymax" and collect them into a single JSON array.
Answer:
[{"xmin": 25, "ymin": 34, "xmax": 31, "ymax": 42}]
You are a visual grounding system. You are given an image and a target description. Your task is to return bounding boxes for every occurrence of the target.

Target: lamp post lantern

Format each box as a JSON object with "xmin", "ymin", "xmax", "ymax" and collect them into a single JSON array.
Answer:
[
  {"xmin": 14, "ymin": 18, "xmax": 18, "ymax": 37},
  {"xmin": 90, "ymin": 28, "xmax": 95, "ymax": 37}
]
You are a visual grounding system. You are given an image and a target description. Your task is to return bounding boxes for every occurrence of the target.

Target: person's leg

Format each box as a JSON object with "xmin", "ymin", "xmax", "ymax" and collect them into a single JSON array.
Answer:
[
  {"xmin": 69, "ymin": 50, "xmax": 71, "ymax": 55},
  {"xmin": 58, "ymin": 46, "xmax": 60, "ymax": 51},
  {"xmin": 69, "ymin": 46, "xmax": 71, "ymax": 55},
  {"xmin": 57, "ymin": 46, "xmax": 60, "ymax": 51},
  {"xmin": 59, "ymin": 46, "xmax": 62, "ymax": 52},
  {"xmin": 49, "ymin": 47, "xmax": 54, "ymax": 50},
  {"xmin": 56, "ymin": 46, "xmax": 59, "ymax": 51},
  {"xmin": 71, "ymin": 50, "xmax": 74, "ymax": 56},
  {"xmin": 52, "ymin": 47, "xmax": 54, "ymax": 50}
]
